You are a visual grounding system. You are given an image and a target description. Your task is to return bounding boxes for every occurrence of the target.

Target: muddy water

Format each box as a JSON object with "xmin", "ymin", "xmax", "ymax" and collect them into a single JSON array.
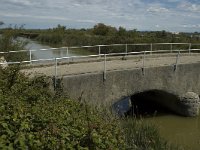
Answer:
[{"xmin": 144, "ymin": 114, "xmax": 200, "ymax": 150}]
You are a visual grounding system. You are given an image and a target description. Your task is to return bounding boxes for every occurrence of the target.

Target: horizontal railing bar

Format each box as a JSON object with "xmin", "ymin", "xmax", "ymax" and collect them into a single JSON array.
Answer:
[
  {"xmin": 31, "ymin": 58, "xmax": 55, "ymax": 62},
  {"xmin": 190, "ymin": 49, "xmax": 200, "ymax": 51},
  {"xmin": 152, "ymin": 49, "xmax": 185, "ymax": 52},
  {"xmin": 127, "ymin": 43, "xmax": 150, "ymax": 46},
  {"xmin": 1, "ymin": 50, "xmax": 200, "ymax": 65},
  {"xmin": 106, "ymin": 52, "xmax": 128, "ymax": 56},
  {"xmin": 56, "ymin": 54, "xmax": 101, "ymax": 60},
  {"xmin": 129, "ymin": 51, "xmax": 144, "ymax": 54},
  {"xmin": 1, "ymin": 43, "xmax": 200, "ymax": 54},
  {"xmin": 1, "ymin": 43, "xmax": 200, "ymax": 66},
  {"xmin": 0, "ymin": 50, "xmax": 28, "ymax": 53},
  {"xmin": 190, "ymin": 44, "xmax": 200, "ymax": 46},
  {"xmin": 153, "ymin": 43, "xmax": 190, "ymax": 45}
]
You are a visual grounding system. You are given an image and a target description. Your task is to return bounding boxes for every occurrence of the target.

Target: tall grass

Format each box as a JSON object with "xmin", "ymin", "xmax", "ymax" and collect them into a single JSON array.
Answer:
[{"xmin": 121, "ymin": 118, "xmax": 183, "ymax": 150}]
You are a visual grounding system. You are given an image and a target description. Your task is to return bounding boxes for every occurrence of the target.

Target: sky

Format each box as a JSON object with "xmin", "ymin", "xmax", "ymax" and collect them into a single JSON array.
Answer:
[{"xmin": 0, "ymin": 0, "xmax": 200, "ymax": 32}]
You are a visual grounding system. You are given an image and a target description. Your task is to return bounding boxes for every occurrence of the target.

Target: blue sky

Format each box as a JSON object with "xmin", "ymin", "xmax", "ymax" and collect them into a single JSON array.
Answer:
[{"xmin": 0, "ymin": 0, "xmax": 200, "ymax": 32}]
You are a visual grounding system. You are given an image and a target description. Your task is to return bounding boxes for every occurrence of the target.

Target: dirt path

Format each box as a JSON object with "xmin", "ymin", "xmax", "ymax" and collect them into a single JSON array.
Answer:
[{"xmin": 22, "ymin": 53, "xmax": 200, "ymax": 77}]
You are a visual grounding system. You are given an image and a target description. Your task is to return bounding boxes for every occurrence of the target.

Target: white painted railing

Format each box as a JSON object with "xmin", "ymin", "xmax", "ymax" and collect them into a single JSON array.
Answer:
[
  {"xmin": 0, "ymin": 43, "xmax": 200, "ymax": 87},
  {"xmin": 0, "ymin": 43, "xmax": 199, "ymax": 64}
]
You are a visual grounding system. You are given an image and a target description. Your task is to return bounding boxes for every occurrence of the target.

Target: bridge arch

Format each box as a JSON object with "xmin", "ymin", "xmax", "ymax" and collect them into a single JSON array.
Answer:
[
  {"xmin": 113, "ymin": 89, "xmax": 199, "ymax": 117},
  {"xmin": 129, "ymin": 89, "xmax": 179, "ymax": 117}
]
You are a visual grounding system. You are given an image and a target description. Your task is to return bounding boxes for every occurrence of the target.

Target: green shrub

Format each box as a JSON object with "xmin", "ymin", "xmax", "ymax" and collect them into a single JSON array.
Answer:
[
  {"xmin": 0, "ymin": 29, "xmax": 28, "ymax": 62},
  {"xmin": 0, "ymin": 65, "xmax": 125, "ymax": 149}
]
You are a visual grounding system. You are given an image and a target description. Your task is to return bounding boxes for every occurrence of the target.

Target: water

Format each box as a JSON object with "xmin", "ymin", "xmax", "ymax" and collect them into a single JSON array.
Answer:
[
  {"xmin": 144, "ymin": 114, "xmax": 200, "ymax": 150},
  {"xmin": 113, "ymin": 98, "xmax": 200, "ymax": 150},
  {"xmin": 23, "ymin": 38, "xmax": 95, "ymax": 60}
]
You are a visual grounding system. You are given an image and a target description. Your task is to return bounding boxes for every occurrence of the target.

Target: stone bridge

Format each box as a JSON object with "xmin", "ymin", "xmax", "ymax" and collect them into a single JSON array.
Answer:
[
  {"xmin": 61, "ymin": 61, "xmax": 200, "ymax": 116},
  {"xmin": 22, "ymin": 52, "xmax": 200, "ymax": 117}
]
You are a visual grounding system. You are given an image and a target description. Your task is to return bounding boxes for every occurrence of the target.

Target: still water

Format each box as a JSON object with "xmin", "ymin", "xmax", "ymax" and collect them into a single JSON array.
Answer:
[
  {"xmin": 24, "ymin": 38, "xmax": 95, "ymax": 60},
  {"xmin": 144, "ymin": 114, "xmax": 200, "ymax": 150},
  {"xmin": 114, "ymin": 98, "xmax": 200, "ymax": 150}
]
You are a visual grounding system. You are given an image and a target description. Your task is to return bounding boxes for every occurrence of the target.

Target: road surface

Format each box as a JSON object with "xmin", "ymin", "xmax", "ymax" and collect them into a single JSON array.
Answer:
[{"xmin": 22, "ymin": 53, "xmax": 200, "ymax": 77}]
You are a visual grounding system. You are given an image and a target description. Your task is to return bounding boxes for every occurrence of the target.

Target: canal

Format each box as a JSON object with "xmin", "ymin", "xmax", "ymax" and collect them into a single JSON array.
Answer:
[
  {"xmin": 23, "ymin": 37, "xmax": 96, "ymax": 60},
  {"xmin": 26, "ymin": 38, "xmax": 200, "ymax": 150},
  {"xmin": 143, "ymin": 113, "xmax": 200, "ymax": 150}
]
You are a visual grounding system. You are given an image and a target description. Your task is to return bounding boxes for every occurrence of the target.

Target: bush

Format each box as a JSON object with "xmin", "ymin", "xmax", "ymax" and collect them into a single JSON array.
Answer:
[
  {"xmin": 0, "ymin": 65, "xmax": 125, "ymax": 149},
  {"xmin": 0, "ymin": 29, "xmax": 28, "ymax": 62}
]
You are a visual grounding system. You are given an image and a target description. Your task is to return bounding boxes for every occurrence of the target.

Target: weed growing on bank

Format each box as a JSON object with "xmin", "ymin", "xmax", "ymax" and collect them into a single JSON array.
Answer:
[{"xmin": 122, "ymin": 118, "xmax": 183, "ymax": 150}]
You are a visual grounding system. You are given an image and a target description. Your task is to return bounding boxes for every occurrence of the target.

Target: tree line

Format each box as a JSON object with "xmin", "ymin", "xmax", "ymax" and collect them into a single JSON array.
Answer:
[{"xmin": 1, "ymin": 23, "xmax": 200, "ymax": 54}]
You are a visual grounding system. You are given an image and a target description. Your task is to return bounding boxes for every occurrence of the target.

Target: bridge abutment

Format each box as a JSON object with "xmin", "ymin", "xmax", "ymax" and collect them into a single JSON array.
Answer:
[{"xmin": 179, "ymin": 92, "xmax": 200, "ymax": 116}]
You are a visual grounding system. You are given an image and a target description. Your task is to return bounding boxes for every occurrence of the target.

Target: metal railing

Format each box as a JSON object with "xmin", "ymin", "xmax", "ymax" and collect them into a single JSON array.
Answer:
[
  {"xmin": 0, "ymin": 43, "xmax": 200, "ymax": 86},
  {"xmin": 0, "ymin": 43, "xmax": 199, "ymax": 63}
]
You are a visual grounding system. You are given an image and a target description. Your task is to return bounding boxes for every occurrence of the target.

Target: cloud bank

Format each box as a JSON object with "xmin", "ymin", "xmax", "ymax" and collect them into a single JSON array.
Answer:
[{"xmin": 0, "ymin": 0, "xmax": 200, "ymax": 32}]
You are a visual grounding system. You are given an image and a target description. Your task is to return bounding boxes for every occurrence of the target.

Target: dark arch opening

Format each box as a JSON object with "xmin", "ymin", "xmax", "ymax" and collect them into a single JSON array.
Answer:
[{"xmin": 113, "ymin": 89, "xmax": 180, "ymax": 117}]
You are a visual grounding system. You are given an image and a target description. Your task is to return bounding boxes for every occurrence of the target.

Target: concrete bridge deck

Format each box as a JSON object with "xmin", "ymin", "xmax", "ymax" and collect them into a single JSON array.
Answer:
[{"xmin": 22, "ymin": 53, "xmax": 200, "ymax": 77}]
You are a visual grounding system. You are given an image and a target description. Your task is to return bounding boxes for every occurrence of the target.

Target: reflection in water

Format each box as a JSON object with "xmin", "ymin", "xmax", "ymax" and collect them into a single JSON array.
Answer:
[
  {"xmin": 24, "ymin": 38, "xmax": 96, "ymax": 60},
  {"xmin": 113, "ymin": 96, "xmax": 200, "ymax": 150}
]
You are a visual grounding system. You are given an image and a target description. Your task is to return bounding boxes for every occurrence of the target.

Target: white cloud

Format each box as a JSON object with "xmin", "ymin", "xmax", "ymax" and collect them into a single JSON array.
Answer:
[
  {"xmin": 178, "ymin": 1, "xmax": 200, "ymax": 12},
  {"xmin": 155, "ymin": 25, "xmax": 160, "ymax": 28},
  {"xmin": 147, "ymin": 6, "xmax": 169, "ymax": 13},
  {"xmin": 182, "ymin": 24, "xmax": 200, "ymax": 28},
  {"xmin": 0, "ymin": 11, "xmax": 97, "ymax": 24},
  {"xmin": 0, "ymin": 0, "xmax": 200, "ymax": 32},
  {"xmin": 166, "ymin": 0, "xmax": 182, "ymax": 2},
  {"xmin": 3, "ymin": 0, "xmax": 41, "ymax": 7}
]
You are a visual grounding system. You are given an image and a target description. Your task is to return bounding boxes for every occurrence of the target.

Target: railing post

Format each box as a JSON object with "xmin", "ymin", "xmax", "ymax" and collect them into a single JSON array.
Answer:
[
  {"xmin": 103, "ymin": 54, "xmax": 106, "ymax": 80},
  {"xmin": 54, "ymin": 58, "xmax": 58, "ymax": 88},
  {"xmin": 99, "ymin": 46, "xmax": 101, "ymax": 58},
  {"xmin": 29, "ymin": 50, "xmax": 32, "ymax": 64},
  {"xmin": 189, "ymin": 43, "xmax": 191, "ymax": 54},
  {"xmin": 150, "ymin": 43, "xmax": 153, "ymax": 54},
  {"xmin": 67, "ymin": 47, "xmax": 70, "ymax": 64},
  {"xmin": 142, "ymin": 51, "xmax": 146, "ymax": 75},
  {"xmin": 67, "ymin": 47, "xmax": 69, "ymax": 56},
  {"xmin": 170, "ymin": 44, "xmax": 173, "ymax": 53},
  {"xmin": 174, "ymin": 50, "xmax": 180, "ymax": 71},
  {"xmin": 125, "ymin": 44, "xmax": 128, "ymax": 54}
]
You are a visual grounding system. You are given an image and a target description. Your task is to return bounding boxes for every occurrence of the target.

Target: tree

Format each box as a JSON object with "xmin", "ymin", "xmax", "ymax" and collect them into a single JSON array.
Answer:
[
  {"xmin": 93, "ymin": 23, "xmax": 117, "ymax": 36},
  {"xmin": 118, "ymin": 26, "xmax": 126, "ymax": 36}
]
